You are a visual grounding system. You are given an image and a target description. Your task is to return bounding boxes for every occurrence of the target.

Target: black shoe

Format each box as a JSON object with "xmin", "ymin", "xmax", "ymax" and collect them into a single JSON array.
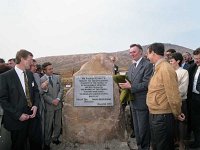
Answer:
[
  {"xmin": 52, "ymin": 139, "xmax": 61, "ymax": 145},
  {"xmin": 189, "ymin": 142, "xmax": 200, "ymax": 148},
  {"xmin": 43, "ymin": 145, "xmax": 50, "ymax": 150}
]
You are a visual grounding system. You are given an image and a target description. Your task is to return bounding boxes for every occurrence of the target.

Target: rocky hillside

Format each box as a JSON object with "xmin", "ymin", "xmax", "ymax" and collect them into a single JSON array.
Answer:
[{"xmin": 36, "ymin": 43, "xmax": 193, "ymax": 76}]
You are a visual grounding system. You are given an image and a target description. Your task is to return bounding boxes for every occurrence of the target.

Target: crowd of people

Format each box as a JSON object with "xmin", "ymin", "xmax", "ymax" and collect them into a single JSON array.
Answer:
[
  {"xmin": 0, "ymin": 43, "xmax": 200, "ymax": 150},
  {"xmin": 119, "ymin": 43, "xmax": 200, "ymax": 150}
]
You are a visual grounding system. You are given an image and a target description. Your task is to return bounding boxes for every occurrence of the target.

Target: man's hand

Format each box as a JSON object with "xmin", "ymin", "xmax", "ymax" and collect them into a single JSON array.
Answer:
[
  {"xmin": 41, "ymin": 80, "xmax": 48, "ymax": 90},
  {"xmin": 29, "ymin": 106, "xmax": 37, "ymax": 118},
  {"xmin": 19, "ymin": 113, "xmax": 30, "ymax": 121},
  {"xmin": 178, "ymin": 113, "xmax": 185, "ymax": 121},
  {"xmin": 119, "ymin": 79, "xmax": 131, "ymax": 89},
  {"xmin": 52, "ymin": 99, "xmax": 59, "ymax": 106}
]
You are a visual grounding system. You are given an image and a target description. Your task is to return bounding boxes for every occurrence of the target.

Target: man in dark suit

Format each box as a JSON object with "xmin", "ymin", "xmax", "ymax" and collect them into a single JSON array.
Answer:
[
  {"xmin": 197, "ymin": 73, "xmax": 200, "ymax": 92},
  {"xmin": 0, "ymin": 49, "xmax": 42, "ymax": 150},
  {"xmin": 110, "ymin": 56, "xmax": 119, "ymax": 75},
  {"xmin": 183, "ymin": 52, "xmax": 194, "ymax": 65},
  {"xmin": 119, "ymin": 44, "xmax": 153, "ymax": 150},
  {"xmin": 187, "ymin": 48, "xmax": 200, "ymax": 148},
  {"xmin": 41, "ymin": 62, "xmax": 63, "ymax": 150},
  {"xmin": 182, "ymin": 60, "xmax": 191, "ymax": 70},
  {"xmin": 0, "ymin": 64, "xmax": 12, "ymax": 150}
]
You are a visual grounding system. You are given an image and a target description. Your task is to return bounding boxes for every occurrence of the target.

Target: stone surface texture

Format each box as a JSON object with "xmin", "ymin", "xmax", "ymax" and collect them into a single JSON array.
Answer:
[{"xmin": 62, "ymin": 54, "xmax": 126, "ymax": 144}]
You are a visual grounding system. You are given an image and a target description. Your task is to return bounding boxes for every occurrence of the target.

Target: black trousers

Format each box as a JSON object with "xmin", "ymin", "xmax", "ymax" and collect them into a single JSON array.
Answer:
[
  {"xmin": 10, "ymin": 116, "xmax": 42, "ymax": 150},
  {"xmin": 191, "ymin": 93, "xmax": 200, "ymax": 144},
  {"xmin": 149, "ymin": 113, "xmax": 175, "ymax": 150}
]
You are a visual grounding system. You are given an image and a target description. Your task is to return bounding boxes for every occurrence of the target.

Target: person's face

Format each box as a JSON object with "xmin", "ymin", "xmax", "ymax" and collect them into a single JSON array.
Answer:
[
  {"xmin": 8, "ymin": 60, "xmax": 15, "ymax": 68},
  {"xmin": 164, "ymin": 52, "xmax": 172, "ymax": 61},
  {"xmin": 22, "ymin": 55, "xmax": 33, "ymax": 69},
  {"xmin": 30, "ymin": 62, "xmax": 37, "ymax": 73},
  {"xmin": 182, "ymin": 53, "xmax": 190, "ymax": 62},
  {"xmin": 147, "ymin": 48, "xmax": 154, "ymax": 64},
  {"xmin": 169, "ymin": 58, "xmax": 179, "ymax": 69},
  {"xmin": 194, "ymin": 54, "xmax": 200, "ymax": 66},
  {"xmin": 129, "ymin": 46, "xmax": 142, "ymax": 61},
  {"xmin": 44, "ymin": 65, "xmax": 53, "ymax": 76}
]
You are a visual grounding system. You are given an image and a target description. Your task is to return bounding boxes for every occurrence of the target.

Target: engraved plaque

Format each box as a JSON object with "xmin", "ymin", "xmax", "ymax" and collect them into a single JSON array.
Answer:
[{"xmin": 74, "ymin": 75, "xmax": 114, "ymax": 106}]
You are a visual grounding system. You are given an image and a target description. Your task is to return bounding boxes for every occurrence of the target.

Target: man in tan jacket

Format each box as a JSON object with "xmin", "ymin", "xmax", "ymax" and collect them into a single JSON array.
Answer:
[{"xmin": 146, "ymin": 43, "xmax": 185, "ymax": 150}]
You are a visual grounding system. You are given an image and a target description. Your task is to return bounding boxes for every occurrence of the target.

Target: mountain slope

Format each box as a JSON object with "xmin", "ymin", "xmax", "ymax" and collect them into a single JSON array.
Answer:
[{"xmin": 36, "ymin": 43, "xmax": 193, "ymax": 76}]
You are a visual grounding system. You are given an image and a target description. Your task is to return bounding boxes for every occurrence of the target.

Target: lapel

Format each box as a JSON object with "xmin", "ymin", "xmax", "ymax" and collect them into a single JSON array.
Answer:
[
  {"xmin": 52, "ymin": 75, "xmax": 59, "ymax": 90},
  {"xmin": 52, "ymin": 75, "xmax": 57, "ymax": 88},
  {"xmin": 192, "ymin": 65, "xmax": 198, "ymax": 80},
  {"xmin": 198, "ymin": 72, "xmax": 200, "ymax": 83},
  {"xmin": 130, "ymin": 58, "xmax": 144, "ymax": 82},
  {"xmin": 46, "ymin": 74, "xmax": 54, "ymax": 89},
  {"xmin": 11, "ymin": 69, "xmax": 26, "ymax": 98},
  {"xmin": 127, "ymin": 64, "xmax": 134, "ymax": 81}
]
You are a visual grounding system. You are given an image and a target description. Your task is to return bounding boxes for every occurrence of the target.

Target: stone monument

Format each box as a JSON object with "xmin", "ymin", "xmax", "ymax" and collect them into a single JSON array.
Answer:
[{"xmin": 62, "ymin": 53, "xmax": 126, "ymax": 144}]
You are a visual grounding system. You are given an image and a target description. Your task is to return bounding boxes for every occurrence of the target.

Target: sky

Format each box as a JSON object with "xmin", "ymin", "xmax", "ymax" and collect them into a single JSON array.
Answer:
[{"xmin": 0, "ymin": 0, "xmax": 199, "ymax": 61}]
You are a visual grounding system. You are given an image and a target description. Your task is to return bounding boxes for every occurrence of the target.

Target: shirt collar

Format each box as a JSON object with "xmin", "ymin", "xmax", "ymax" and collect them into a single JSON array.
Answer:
[
  {"xmin": 15, "ymin": 65, "xmax": 24, "ymax": 75},
  {"xmin": 133, "ymin": 57, "xmax": 142, "ymax": 67},
  {"xmin": 45, "ymin": 74, "xmax": 53, "ymax": 78},
  {"xmin": 181, "ymin": 62, "xmax": 185, "ymax": 68}
]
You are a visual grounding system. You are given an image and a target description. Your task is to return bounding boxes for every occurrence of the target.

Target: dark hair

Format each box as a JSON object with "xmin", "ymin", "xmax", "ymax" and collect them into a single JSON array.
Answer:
[
  {"xmin": 148, "ymin": 43, "xmax": 165, "ymax": 56},
  {"xmin": 171, "ymin": 52, "xmax": 183, "ymax": 66},
  {"xmin": 0, "ymin": 64, "xmax": 11, "ymax": 74},
  {"xmin": 32, "ymin": 59, "xmax": 36, "ymax": 63},
  {"xmin": 185, "ymin": 51, "xmax": 191, "ymax": 56},
  {"xmin": 42, "ymin": 62, "xmax": 52, "ymax": 70},
  {"xmin": 130, "ymin": 44, "xmax": 143, "ymax": 51},
  {"xmin": 8, "ymin": 58, "xmax": 16, "ymax": 62},
  {"xmin": 36, "ymin": 64, "xmax": 41, "ymax": 69},
  {"xmin": 193, "ymin": 48, "xmax": 200, "ymax": 55},
  {"xmin": 36, "ymin": 64, "xmax": 41, "ymax": 71},
  {"xmin": 15, "ymin": 49, "xmax": 33, "ymax": 64},
  {"xmin": 0, "ymin": 58, "xmax": 5, "ymax": 63},
  {"xmin": 166, "ymin": 49, "xmax": 176, "ymax": 53}
]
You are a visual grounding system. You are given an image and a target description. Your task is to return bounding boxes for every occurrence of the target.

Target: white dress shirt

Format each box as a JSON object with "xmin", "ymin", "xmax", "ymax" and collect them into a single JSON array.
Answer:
[
  {"xmin": 15, "ymin": 66, "xmax": 26, "ymax": 94},
  {"xmin": 135, "ymin": 57, "xmax": 143, "ymax": 68},
  {"xmin": 192, "ymin": 66, "xmax": 200, "ymax": 94}
]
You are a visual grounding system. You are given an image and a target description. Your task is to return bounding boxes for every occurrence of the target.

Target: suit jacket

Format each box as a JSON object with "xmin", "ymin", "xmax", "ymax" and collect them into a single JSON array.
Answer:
[
  {"xmin": 34, "ymin": 73, "xmax": 46, "ymax": 112},
  {"xmin": 187, "ymin": 63, "xmax": 200, "ymax": 96},
  {"xmin": 197, "ymin": 72, "xmax": 200, "ymax": 92},
  {"xmin": 127, "ymin": 57, "xmax": 153, "ymax": 110},
  {"xmin": 113, "ymin": 64, "xmax": 119, "ymax": 75},
  {"xmin": 0, "ymin": 69, "xmax": 40, "ymax": 131},
  {"xmin": 41, "ymin": 74, "xmax": 64, "ymax": 111},
  {"xmin": 182, "ymin": 63, "xmax": 190, "ymax": 70}
]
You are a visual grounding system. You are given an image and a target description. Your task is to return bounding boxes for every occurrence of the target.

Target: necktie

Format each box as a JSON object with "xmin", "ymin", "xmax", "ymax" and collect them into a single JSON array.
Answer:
[
  {"xmin": 49, "ymin": 76, "xmax": 53, "ymax": 87},
  {"xmin": 23, "ymin": 71, "xmax": 32, "ymax": 107},
  {"xmin": 133, "ymin": 62, "xmax": 136, "ymax": 68}
]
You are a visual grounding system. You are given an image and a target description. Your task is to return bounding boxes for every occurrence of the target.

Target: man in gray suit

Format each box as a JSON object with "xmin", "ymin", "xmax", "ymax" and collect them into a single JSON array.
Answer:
[
  {"xmin": 119, "ymin": 44, "xmax": 153, "ymax": 150},
  {"xmin": 41, "ymin": 62, "xmax": 64, "ymax": 150}
]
